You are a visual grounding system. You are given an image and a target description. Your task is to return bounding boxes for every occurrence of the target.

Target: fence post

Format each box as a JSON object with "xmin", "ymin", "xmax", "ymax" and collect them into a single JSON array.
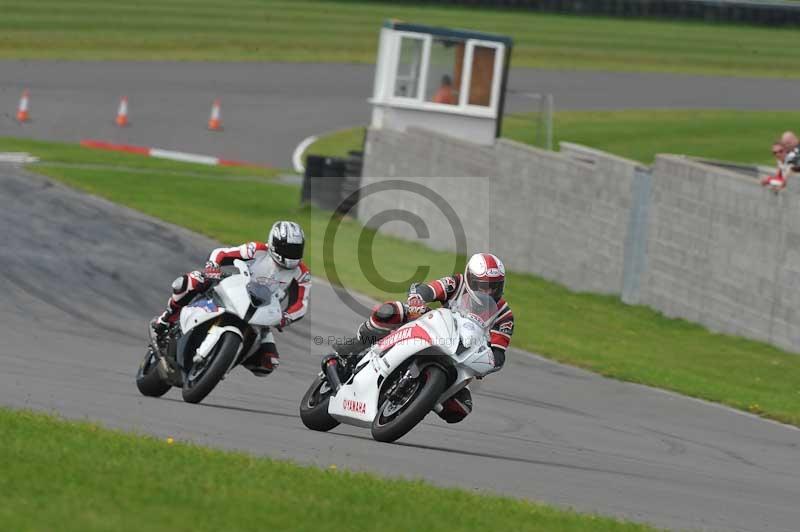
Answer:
[
  {"xmin": 621, "ymin": 166, "xmax": 653, "ymax": 305},
  {"xmin": 545, "ymin": 93, "xmax": 554, "ymax": 151}
]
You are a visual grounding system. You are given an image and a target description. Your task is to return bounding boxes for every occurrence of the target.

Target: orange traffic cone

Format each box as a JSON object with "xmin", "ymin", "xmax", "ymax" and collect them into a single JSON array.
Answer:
[
  {"xmin": 208, "ymin": 99, "xmax": 222, "ymax": 131},
  {"xmin": 16, "ymin": 89, "xmax": 30, "ymax": 123},
  {"xmin": 115, "ymin": 96, "xmax": 129, "ymax": 127}
]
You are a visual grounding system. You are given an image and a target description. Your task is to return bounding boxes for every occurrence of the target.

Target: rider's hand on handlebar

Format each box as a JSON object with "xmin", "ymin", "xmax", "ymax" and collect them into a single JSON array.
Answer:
[
  {"xmin": 406, "ymin": 293, "xmax": 429, "ymax": 319},
  {"xmin": 203, "ymin": 261, "xmax": 222, "ymax": 281}
]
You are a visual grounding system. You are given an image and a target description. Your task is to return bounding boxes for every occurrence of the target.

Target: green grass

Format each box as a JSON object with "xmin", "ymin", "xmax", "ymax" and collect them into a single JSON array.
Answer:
[
  {"xmin": 305, "ymin": 127, "xmax": 367, "ymax": 159},
  {"xmin": 307, "ymin": 109, "xmax": 800, "ymax": 165},
  {"xmin": 2, "ymin": 0, "xmax": 800, "ymax": 77},
  {"xmin": 505, "ymin": 109, "xmax": 800, "ymax": 165},
  {"xmin": 19, "ymin": 137, "xmax": 800, "ymax": 427},
  {"xmin": 0, "ymin": 408, "xmax": 661, "ymax": 532},
  {"xmin": 0, "ymin": 136, "xmax": 279, "ymax": 179}
]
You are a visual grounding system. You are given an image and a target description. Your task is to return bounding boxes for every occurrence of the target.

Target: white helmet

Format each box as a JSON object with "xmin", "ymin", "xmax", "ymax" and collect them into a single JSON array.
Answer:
[
  {"xmin": 465, "ymin": 253, "xmax": 505, "ymax": 303},
  {"xmin": 268, "ymin": 221, "xmax": 305, "ymax": 269}
]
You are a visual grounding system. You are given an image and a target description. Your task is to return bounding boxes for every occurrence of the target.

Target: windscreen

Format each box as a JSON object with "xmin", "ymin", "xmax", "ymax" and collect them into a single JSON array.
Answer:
[
  {"xmin": 246, "ymin": 281, "xmax": 273, "ymax": 307},
  {"xmin": 449, "ymin": 290, "xmax": 499, "ymax": 331}
]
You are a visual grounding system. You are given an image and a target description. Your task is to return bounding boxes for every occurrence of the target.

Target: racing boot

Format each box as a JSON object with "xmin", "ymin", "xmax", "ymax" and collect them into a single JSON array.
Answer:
[
  {"xmin": 333, "ymin": 319, "xmax": 392, "ymax": 363},
  {"xmin": 243, "ymin": 344, "xmax": 279, "ymax": 377},
  {"xmin": 149, "ymin": 315, "xmax": 170, "ymax": 352},
  {"xmin": 333, "ymin": 335, "xmax": 371, "ymax": 360}
]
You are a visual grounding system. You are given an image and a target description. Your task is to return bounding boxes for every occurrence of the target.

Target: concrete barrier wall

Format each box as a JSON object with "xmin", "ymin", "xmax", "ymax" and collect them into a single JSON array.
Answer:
[
  {"xmin": 362, "ymin": 128, "xmax": 640, "ymax": 295},
  {"xmin": 362, "ymin": 127, "xmax": 800, "ymax": 353},
  {"xmin": 640, "ymin": 155, "xmax": 800, "ymax": 351},
  {"xmin": 493, "ymin": 139, "xmax": 639, "ymax": 294},
  {"xmin": 360, "ymin": 128, "xmax": 495, "ymax": 256}
]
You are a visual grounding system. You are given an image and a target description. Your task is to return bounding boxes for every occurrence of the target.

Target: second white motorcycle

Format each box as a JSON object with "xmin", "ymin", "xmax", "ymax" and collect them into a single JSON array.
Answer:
[{"xmin": 136, "ymin": 259, "xmax": 284, "ymax": 404}]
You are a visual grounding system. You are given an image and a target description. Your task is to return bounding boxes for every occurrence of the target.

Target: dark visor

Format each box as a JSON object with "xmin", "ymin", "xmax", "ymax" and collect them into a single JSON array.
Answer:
[
  {"xmin": 474, "ymin": 280, "xmax": 502, "ymax": 292},
  {"xmin": 275, "ymin": 241, "xmax": 304, "ymax": 260}
]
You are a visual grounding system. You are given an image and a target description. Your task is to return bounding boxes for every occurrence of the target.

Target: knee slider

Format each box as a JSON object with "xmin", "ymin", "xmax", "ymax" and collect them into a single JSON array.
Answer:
[{"xmin": 374, "ymin": 302, "xmax": 398, "ymax": 322}]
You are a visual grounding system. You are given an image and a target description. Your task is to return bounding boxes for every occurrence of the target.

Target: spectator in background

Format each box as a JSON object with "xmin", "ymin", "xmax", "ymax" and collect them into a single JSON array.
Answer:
[
  {"xmin": 781, "ymin": 131, "xmax": 798, "ymax": 152},
  {"xmin": 782, "ymin": 130, "xmax": 800, "ymax": 175},
  {"xmin": 432, "ymin": 75, "xmax": 457, "ymax": 105},
  {"xmin": 761, "ymin": 141, "xmax": 787, "ymax": 190}
]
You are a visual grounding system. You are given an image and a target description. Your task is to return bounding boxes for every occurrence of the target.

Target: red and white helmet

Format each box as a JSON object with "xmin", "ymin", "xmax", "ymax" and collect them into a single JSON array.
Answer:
[{"xmin": 465, "ymin": 253, "xmax": 505, "ymax": 303}]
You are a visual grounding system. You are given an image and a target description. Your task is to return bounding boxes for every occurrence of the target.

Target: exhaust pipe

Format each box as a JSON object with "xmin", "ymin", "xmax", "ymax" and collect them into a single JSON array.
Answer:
[{"xmin": 322, "ymin": 355, "xmax": 343, "ymax": 393}]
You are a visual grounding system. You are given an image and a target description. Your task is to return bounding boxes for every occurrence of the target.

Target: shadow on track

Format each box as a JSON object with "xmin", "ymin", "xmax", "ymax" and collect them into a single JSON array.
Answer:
[{"xmin": 160, "ymin": 397, "xmax": 298, "ymax": 420}]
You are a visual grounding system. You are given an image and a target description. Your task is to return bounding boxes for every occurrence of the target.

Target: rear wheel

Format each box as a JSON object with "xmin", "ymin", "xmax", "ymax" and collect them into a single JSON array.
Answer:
[
  {"xmin": 181, "ymin": 332, "xmax": 241, "ymax": 404},
  {"xmin": 299, "ymin": 375, "xmax": 340, "ymax": 432},
  {"xmin": 136, "ymin": 347, "xmax": 171, "ymax": 397},
  {"xmin": 371, "ymin": 365, "xmax": 447, "ymax": 443}
]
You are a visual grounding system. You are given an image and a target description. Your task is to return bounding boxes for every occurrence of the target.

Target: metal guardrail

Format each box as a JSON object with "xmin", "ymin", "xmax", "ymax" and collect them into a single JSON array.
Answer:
[{"xmin": 380, "ymin": 0, "xmax": 800, "ymax": 26}]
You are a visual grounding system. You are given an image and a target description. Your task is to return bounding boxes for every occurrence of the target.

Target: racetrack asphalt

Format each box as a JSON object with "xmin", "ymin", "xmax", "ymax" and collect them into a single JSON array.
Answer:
[
  {"xmin": 1, "ymin": 61, "xmax": 797, "ymax": 168},
  {"xmin": 2, "ymin": 166, "xmax": 799, "ymax": 532}
]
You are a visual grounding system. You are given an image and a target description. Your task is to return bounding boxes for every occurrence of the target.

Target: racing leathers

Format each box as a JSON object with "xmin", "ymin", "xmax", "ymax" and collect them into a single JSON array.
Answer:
[
  {"xmin": 334, "ymin": 273, "xmax": 514, "ymax": 423},
  {"xmin": 153, "ymin": 241, "xmax": 311, "ymax": 376}
]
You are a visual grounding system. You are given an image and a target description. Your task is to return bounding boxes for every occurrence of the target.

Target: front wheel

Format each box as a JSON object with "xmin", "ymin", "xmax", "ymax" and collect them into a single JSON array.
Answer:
[
  {"xmin": 371, "ymin": 365, "xmax": 447, "ymax": 443},
  {"xmin": 136, "ymin": 347, "xmax": 171, "ymax": 397},
  {"xmin": 181, "ymin": 332, "xmax": 241, "ymax": 404},
  {"xmin": 299, "ymin": 375, "xmax": 340, "ymax": 432}
]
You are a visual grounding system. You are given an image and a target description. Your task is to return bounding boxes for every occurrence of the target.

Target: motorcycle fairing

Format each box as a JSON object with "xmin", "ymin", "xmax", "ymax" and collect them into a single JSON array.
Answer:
[
  {"xmin": 327, "ymin": 308, "xmax": 460, "ymax": 425},
  {"xmin": 180, "ymin": 297, "xmax": 226, "ymax": 334},
  {"xmin": 213, "ymin": 263, "xmax": 283, "ymax": 327}
]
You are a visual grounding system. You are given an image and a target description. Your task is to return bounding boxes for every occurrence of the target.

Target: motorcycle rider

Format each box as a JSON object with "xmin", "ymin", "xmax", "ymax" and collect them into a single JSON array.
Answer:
[
  {"xmin": 150, "ymin": 220, "xmax": 310, "ymax": 377},
  {"xmin": 330, "ymin": 252, "xmax": 513, "ymax": 424}
]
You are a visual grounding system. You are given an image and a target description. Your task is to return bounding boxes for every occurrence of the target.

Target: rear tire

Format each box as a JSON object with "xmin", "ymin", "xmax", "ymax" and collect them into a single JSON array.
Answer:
[
  {"xmin": 299, "ymin": 375, "xmax": 340, "ymax": 432},
  {"xmin": 371, "ymin": 365, "xmax": 447, "ymax": 443},
  {"xmin": 181, "ymin": 332, "xmax": 241, "ymax": 404},
  {"xmin": 136, "ymin": 348, "xmax": 171, "ymax": 398}
]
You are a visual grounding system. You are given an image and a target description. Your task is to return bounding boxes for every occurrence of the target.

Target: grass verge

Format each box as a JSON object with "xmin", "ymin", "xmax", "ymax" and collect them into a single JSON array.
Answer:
[
  {"xmin": 15, "ymin": 137, "xmax": 800, "ymax": 427},
  {"xmin": 305, "ymin": 127, "xmax": 367, "ymax": 159},
  {"xmin": 2, "ymin": 0, "xmax": 800, "ymax": 77},
  {"xmin": 0, "ymin": 137, "xmax": 279, "ymax": 180},
  {"xmin": 0, "ymin": 408, "xmax": 661, "ymax": 532},
  {"xmin": 307, "ymin": 109, "xmax": 800, "ymax": 166},
  {"xmin": 504, "ymin": 109, "xmax": 800, "ymax": 165}
]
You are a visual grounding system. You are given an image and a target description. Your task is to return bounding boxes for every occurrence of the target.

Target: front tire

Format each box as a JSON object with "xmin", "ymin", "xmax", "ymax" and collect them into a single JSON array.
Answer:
[
  {"xmin": 181, "ymin": 332, "xmax": 241, "ymax": 404},
  {"xmin": 371, "ymin": 365, "xmax": 447, "ymax": 443},
  {"xmin": 136, "ymin": 348, "xmax": 171, "ymax": 397},
  {"xmin": 299, "ymin": 375, "xmax": 340, "ymax": 432}
]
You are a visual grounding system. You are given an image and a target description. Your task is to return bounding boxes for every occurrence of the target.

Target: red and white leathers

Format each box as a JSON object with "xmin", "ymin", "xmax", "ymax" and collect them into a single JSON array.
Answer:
[
  {"xmin": 353, "ymin": 273, "xmax": 514, "ymax": 364},
  {"xmin": 156, "ymin": 241, "xmax": 311, "ymax": 375},
  {"xmin": 339, "ymin": 271, "xmax": 513, "ymax": 424},
  {"xmin": 410, "ymin": 272, "xmax": 514, "ymax": 357}
]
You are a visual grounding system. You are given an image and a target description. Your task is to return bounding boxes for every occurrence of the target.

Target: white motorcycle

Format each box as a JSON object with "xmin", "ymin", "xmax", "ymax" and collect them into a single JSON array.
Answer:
[
  {"xmin": 300, "ymin": 287, "xmax": 500, "ymax": 443},
  {"xmin": 136, "ymin": 259, "xmax": 284, "ymax": 404}
]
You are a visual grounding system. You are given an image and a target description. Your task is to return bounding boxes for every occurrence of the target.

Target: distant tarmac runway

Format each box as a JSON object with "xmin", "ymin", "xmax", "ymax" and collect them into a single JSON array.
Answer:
[{"xmin": 0, "ymin": 61, "xmax": 794, "ymax": 168}]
